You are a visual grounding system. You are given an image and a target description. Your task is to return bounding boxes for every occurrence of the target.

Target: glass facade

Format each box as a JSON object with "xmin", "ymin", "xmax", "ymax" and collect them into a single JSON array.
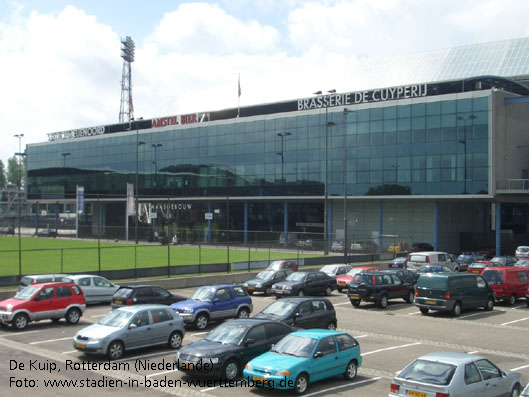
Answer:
[{"xmin": 27, "ymin": 95, "xmax": 489, "ymax": 199}]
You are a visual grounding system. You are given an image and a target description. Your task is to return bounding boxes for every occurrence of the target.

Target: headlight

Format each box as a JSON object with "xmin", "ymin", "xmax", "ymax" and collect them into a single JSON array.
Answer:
[
  {"xmin": 245, "ymin": 363, "xmax": 252, "ymax": 370},
  {"xmin": 243, "ymin": 283, "xmax": 248, "ymax": 287},
  {"xmin": 6, "ymin": 304, "xmax": 13, "ymax": 312},
  {"xmin": 274, "ymin": 370, "xmax": 291, "ymax": 376},
  {"xmin": 175, "ymin": 351, "xmax": 181, "ymax": 360},
  {"xmin": 284, "ymin": 286, "xmax": 292, "ymax": 290},
  {"xmin": 88, "ymin": 337, "xmax": 100, "ymax": 343},
  {"xmin": 183, "ymin": 308, "xmax": 194, "ymax": 313},
  {"xmin": 255, "ymin": 283, "xmax": 262, "ymax": 288},
  {"xmin": 203, "ymin": 357, "xmax": 219, "ymax": 364}
]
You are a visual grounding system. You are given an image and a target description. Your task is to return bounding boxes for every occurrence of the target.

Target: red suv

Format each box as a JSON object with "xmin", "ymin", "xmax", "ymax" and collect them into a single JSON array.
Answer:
[
  {"xmin": 482, "ymin": 267, "xmax": 529, "ymax": 305},
  {"xmin": 266, "ymin": 260, "xmax": 298, "ymax": 272},
  {"xmin": 0, "ymin": 282, "xmax": 86, "ymax": 330}
]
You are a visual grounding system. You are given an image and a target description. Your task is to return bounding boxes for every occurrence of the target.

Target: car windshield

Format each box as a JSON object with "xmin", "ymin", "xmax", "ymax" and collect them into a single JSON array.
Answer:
[
  {"xmin": 320, "ymin": 266, "xmax": 336, "ymax": 275},
  {"xmin": 113, "ymin": 288, "xmax": 133, "ymax": 299},
  {"xmin": 398, "ymin": 359, "xmax": 456, "ymax": 386},
  {"xmin": 98, "ymin": 310, "xmax": 134, "ymax": 327},
  {"xmin": 457, "ymin": 255, "xmax": 472, "ymax": 264},
  {"xmin": 256, "ymin": 271, "xmax": 275, "ymax": 281},
  {"xmin": 271, "ymin": 335, "xmax": 317, "ymax": 358},
  {"xmin": 417, "ymin": 267, "xmax": 440, "ymax": 273},
  {"xmin": 19, "ymin": 276, "xmax": 34, "ymax": 287},
  {"xmin": 205, "ymin": 323, "xmax": 248, "ymax": 345},
  {"xmin": 491, "ymin": 257, "xmax": 506, "ymax": 264},
  {"xmin": 345, "ymin": 268, "xmax": 363, "ymax": 277},
  {"xmin": 268, "ymin": 261, "xmax": 283, "ymax": 270},
  {"xmin": 469, "ymin": 262, "xmax": 485, "ymax": 268},
  {"xmin": 286, "ymin": 273, "xmax": 306, "ymax": 282},
  {"xmin": 260, "ymin": 301, "xmax": 297, "ymax": 316},
  {"xmin": 518, "ymin": 247, "xmax": 529, "ymax": 253},
  {"xmin": 352, "ymin": 274, "xmax": 373, "ymax": 284},
  {"xmin": 483, "ymin": 270, "xmax": 504, "ymax": 284},
  {"xmin": 515, "ymin": 260, "xmax": 529, "ymax": 266},
  {"xmin": 190, "ymin": 287, "xmax": 216, "ymax": 302},
  {"xmin": 14, "ymin": 286, "xmax": 39, "ymax": 301}
]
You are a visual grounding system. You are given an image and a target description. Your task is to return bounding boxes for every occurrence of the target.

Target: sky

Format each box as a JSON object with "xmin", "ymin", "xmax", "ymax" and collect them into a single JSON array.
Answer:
[{"xmin": 1, "ymin": 0, "xmax": 529, "ymax": 165}]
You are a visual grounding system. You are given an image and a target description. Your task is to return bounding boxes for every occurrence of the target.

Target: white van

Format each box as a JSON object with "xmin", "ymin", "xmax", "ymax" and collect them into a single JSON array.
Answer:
[{"xmin": 406, "ymin": 252, "xmax": 455, "ymax": 271}]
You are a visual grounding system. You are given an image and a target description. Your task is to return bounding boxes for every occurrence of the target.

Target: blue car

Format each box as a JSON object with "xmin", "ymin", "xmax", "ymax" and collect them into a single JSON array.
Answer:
[
  {"xmin": 243, "ymin": 329, "xmax": 362, "ymax": 394},
  {"xmin": 171, "ymin": 284, "xmax": 252, "ymax": 330},
  {"xmin": 416, "ymin": 265, "xmax": 453, "ymax": 274},
  {"xmin": 389, "ymin": 257, "xmax": 407, "ymax": 269}
]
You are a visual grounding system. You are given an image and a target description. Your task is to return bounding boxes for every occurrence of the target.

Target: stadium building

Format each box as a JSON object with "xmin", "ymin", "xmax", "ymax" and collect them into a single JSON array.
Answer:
[{"xmin": 25, "ymin": 37, "xmax": 529, "ymax": 254}]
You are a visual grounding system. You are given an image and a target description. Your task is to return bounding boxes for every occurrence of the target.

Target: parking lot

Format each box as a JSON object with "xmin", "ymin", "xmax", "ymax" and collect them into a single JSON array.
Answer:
[{"xmin": 1, "ymin": 284, "xmax": 529, "ymax": 396}]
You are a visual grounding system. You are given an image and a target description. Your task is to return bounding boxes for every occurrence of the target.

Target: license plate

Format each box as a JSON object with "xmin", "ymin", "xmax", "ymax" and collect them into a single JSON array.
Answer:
[
  {"xmin": 252, "ymin": 376, "xmax": 268, "ymax": 383},
  {"xmin": 275, "ymin": 290, "xmax": 283, "ymax": 294},
  {"xmin": 75, "ymin": 343, "xmax": 86, "ymax": 349},
  {"xmin": 425, "ymin": 300, "xmax": 436, "ymax": 305},
  {"xmin": 247, "ymin": 287, "xmax": 254, "ymax": 291},
  {"xmin": 472, "ymin": 270, "xmax": 480, "ymax": 274},
  {"xmin": 350, "ymin": 296, "xmax": 360, "ymax": 300},
  {"xmin": 338, "ymin": 283, "xmax": 346, "ymax": 288},
  {"xmin": 406, "ymin": 390, "xmax": 427, "ymax": 397},
  {"xmin": 115, "ymin": 300, "xmax": 122, "ymax": 305}
]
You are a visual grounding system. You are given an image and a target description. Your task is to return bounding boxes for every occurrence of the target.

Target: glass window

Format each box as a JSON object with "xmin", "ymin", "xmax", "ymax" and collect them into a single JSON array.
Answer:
[
  {"xmin": 412, "ymin": 103, "xmax": 426, "ymax": 117},
  {"xmin": 150, "ymin": 308, "xmax": 172, "ymax": 323},
  {"xmin": 94, "ymin": 277, "xmax": 112, "ymax": 287},
  {"xmin": 265, "ymin": 323, "xmax": 290, "ymax": 339},
  {"xmin": 384, "ymin": 106, "xmax": 397, "ymax": 119},
  {"xmin": 370, "ymin": 108, "xmax": 384, "ymax": 120},
  {"xmin": 316, "ymin": 336, "xmax": 337, "ymax": 356},
  {"xmin": 398, "ymin": 118, "xmax": 411, "ymax": 131},
  {"xmin": 233, "ymin": 286, "xmax": 247, "ymax": 297},
  {"xmin": 397, "ymin": 105, "xmax": 411, "ymax": 118},
  {"xmin": 398, "ymin": 130, "xmax": 411, "ymax": 144},
  {"xmin": 36, "ymin": 287, "xmax": 54, "ymax": 301},
  {"xmin": 336, "ymin": 334, "xmax": 357, "ymax": 351},
  {"xmin": 464, "ymin": 363, "xmax": 482, "ymax": 384},
  {"xmin": 78, "ymin": 277, "xmax": 91, "ymax": 287},
  {"xmin": 56, "ymin": 286, "xmax": 72, "ymax": 298},
  {"xmin": 131, "ymin": 311, "xmax": 150, "ymax": 327},
  {"xmin": 412, "ymin": 117, "xmax": 426, "ymax": 130},
  {"xmin": 475, "ymin": 359, "xmax": 501, "ymax": 380},
  {"xmin": 152, "ymin": 287, "xmax": 170, "ymax": 297}
]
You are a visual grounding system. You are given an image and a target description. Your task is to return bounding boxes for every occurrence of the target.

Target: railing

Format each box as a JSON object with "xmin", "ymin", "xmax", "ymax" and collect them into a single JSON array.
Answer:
[{"xmin": 496, "ymin": 179, "xmax": 529, "ymax": 191}]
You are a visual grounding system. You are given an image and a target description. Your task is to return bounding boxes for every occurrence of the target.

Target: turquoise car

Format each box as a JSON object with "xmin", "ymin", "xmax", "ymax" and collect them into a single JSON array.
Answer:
[{"xmin": 243, "ymin": 329, "xmax": 362, "ymax": 394}]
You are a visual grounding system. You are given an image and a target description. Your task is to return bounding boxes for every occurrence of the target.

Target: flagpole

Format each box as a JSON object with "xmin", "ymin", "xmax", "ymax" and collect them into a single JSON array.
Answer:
[{"xmin": 237, "ymin": 73, "xmax": 241, "ymax": 118}]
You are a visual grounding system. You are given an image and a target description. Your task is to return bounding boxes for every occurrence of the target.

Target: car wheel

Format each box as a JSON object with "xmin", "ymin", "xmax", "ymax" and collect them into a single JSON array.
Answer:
[
  {"xmin": 265, "ymin": 287, "xmax": 272, "ymax": 296},
  {"xmin": 508, "ymin": 294, "xmax": 516, "ymax": 306},
  {"xmin": 236, "ymin": 308, "xmax": 250, "ymax": 319},
  {"xmin": 13, "ymin": 313, "xmax": 29, "ymax": 330},
  {"xmin": 327, "ymin": 321, "xmax": 337, "ymax": 330},
  {"xmin": 451, "ymin": 302, "xmax": 462, "ymax": 317},
  {"xmin": 222, "ymin": 359, "xmax": 240, "ymax": 381},
  {"xmin": 405, "ymin": 290, "xmax": 415, "ymax": 303},
  {"xmin": 337, "ymin": 287, "xmax": 342, "ymax": 293},
  {"xmin": 168, "ymin": 331, "xmax": 183, "ymax": 349},
  {"xmin": 325, "ymin": 286, "xmax": 332, "ymax": 296},
  {"xmin": 351, "ymin": 299, "xmax": 361, "ymax": 307},
  {"xmin": 107, "ymin": 341, "xmax": 124, "ymax": 360},
  {"xmin": 377, "ymin": 294, "xmax": 389, "ymax": 309},
  {"xmin": 194, "ymin": 313, "xmax": 209, "ymax": 330},
  {"xmin": 297, "ymin": 289, "xmax": 305, "ymax": 297},
  {"xmin": 293, "ymin": 373, "xmax": 309, "ymax": 395},
  {"xmin": 343, "ymin": 360, "xmax": 357, "ymax": 380},
  {"xmin": 511, "ymin": 384, "xmax": 521, "ymax": 397},
  {"xmin": 65, "ymin": 308, "xmax": 81, "ymax": 324},
  {"xmin": 485, "ymin": 297, "xmax": 494, "ymax": 311},
  {"xmin": 419, "ymin": 307, "xmax": 429, "ymax": 315}
]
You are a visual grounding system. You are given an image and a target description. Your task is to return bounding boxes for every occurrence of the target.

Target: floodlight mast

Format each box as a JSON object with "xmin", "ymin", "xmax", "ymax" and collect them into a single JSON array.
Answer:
[{"xmin": 119, "ymin": 36, "xmax": 135, "ymax": 123}]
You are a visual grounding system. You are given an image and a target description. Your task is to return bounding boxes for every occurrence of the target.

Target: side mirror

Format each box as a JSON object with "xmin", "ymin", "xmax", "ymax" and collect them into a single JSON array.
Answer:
[
  {"xmin": 245, "ymin": 338, "xmax": 255, "ymax": 347},
  {"xmin": 293, "ymin": 312, "xmax": 301, "ymax": 319},
  {"xmin": 313, "ymin": 351, "xmax": 323, "ymax": 358},
  {"xmin": 213, "ymin": 298, "xmax": 220, "ymax": 304},
  {"xmin": 129, "ymin": 323, "xmax": 137, "ymax": 329}
]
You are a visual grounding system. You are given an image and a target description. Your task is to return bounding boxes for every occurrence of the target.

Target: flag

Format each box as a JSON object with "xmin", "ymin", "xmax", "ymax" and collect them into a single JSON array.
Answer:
[
  {"xmin": 237, "ymin": 73, "xmax": 241, "ymax": 118},
  {"xmin": 238, "ymin": 73, "xmax": 241, "ymax": 97},
  {"xmin": 127, "ymin": 183, "xmax": 135, "ymax": 215}
]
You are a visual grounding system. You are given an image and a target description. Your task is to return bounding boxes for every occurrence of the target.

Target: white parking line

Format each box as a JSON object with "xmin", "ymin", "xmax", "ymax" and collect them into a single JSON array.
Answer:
[
  {"xmin": 30, "ymin": 336, "xmax": 73, "ymax": 345},
  {"xmin": 303, "ymin": 376, "xmax": 382, "ymax": 397},
  {"xmin": 201, "ymin": 386, "xmax": 217, "ymax": 392},
  {"xmin": 363, "ymin": 342, "xmax": 421, "ymax": 356},
  {"xmin": 62, "ymin": 350, "xmax": 78, "ymax": 354},
  {"xmin": 192, "ymin": 331, "xmax": 209, "ymax": 337},
  {"xmin": 511, "ymin": 364, "xmax": 529, "ymax": 371},
  {"xmin": 146, "ymin": 369, "xmax": 179, "ymax": 378},
  {"xmin": 500, "ymin": 317, "xmax": 529, "ymax": 326},
  {"xmin": 0, "ymin": 330, "xmax": 41, "ymax": 337},
  {"xmin": 90, "ymin": 314, "xmax": 107, "ymax": 318},
  {"xmin": 334, "ymin": 302, "xmax": 352, "ymax": 306},
  {"xmin": 408, "ymin": 311, "xmax": 422, "ymax": 315},
  {"xmin": 457, "ymin": 312, "xmax": 488, "ymax": 320},
  {"xmin": 467, "ymin": 351, "xmax": 479, "ymax": 354},
  {"xmin": 355, "ymin": 335, "xmax": 368, "ymax": 338},
  {"xmin": 114, "ymin": 350, "xmax": 175, "ymax": 363}
]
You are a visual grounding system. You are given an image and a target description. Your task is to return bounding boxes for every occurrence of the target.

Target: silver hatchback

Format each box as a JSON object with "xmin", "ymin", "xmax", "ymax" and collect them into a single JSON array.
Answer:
[
  {"xmin": 73, "ymin": 304, "xmax": 185, "ymax": 360},
  {"xmin": 389, "ymin": 352, "xmax": 522, "ymax": 397}
]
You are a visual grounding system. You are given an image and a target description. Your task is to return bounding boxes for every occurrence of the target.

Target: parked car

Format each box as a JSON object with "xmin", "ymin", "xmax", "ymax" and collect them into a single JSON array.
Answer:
[
  {"xmin": 175, "ymin": 319, "xmax": 295, "ymax": 380},
  {"xmin": 73, "ymin": 304, "xmax": 185, "ymax": 360},
  {"xmin": 382, "ymin": 269, "xmax": 419, "ymax": 286},
  {"xmin": 515, "ymin": 259, "xmax": 529, "ymax": 267},
  {"xmin": 490, "ymin": 256, "xmax": 518, "ymax": 266},
  {"xmin": 467, "ymin": 260, "xmax": 502, "ymax": 274},
  {"xmin": 410, "ymin": 242, "xmax": 434, "ymax": 252},
  {"xmin": 63, "ymin": 275, "xmax": 119, "ymax": 304},
  {"xmin": 331, "ymin": 240, "xmax": 344, "ymax": 252},
  {"xmin": 347, "ymin": 271, "xmax": 415, "ymax": 308},
  {"xmin": 0, "ymin": 282, "xmax": 86, "ymax": 330},
  {"xmin": 350, "ymin": 240, "xmax": 378, "ymax": 253},
  {"xmin": 111, "ymin": 285, "xmax": 185, "ymax": 308},
  {"xmin": 243, "ymin": 329, "xmax": 362, "ymax": 395},
  {"xmin": 19, "ymin": 274, "xmax": 68, "ymax": 291},
  {"xmin": 33, "ymin": 228, "xmax": 57, "ymax": 238},
  {"xmin": 515, "ymin": 245, "xmax": 529, "ymax": 259},
  {"xmin": 253, "ymin": 297, "xmax": 337, "ymax": 330},
  {"xmin": 243, "ymin": 269, "xmax": 292, "ymax": 296},
  {"xmin": 0, "ymin": 226, "xmax": 14, "ymax": 235},
  {"xmin": 482, "ymin": 267, "xmax": 529, "ymax": 305},
  {"xmin": 389, "ymin": 351, "xmax": 522, "ymax": 397},
  {"xmin": 416, "ymin": 265, "xmax": 453, "ymax": 275},
  {"xmin": 389, "ymin": 257, "xmax": 407, "ymax": 269},
  {"xmin": 336, "ymin": 266, "xmax": 380, "ymax": 292},
  {"xmin": 414, "ymin": 273, "xmax": 494, "ymax": 316},
  {"xmin": 266, "ymin": 259, "xmax": 298, "ymax": 272},
  {"xmin": 171, "ymin": 284, "xmax": 252, "ymax": 330},
  {"xmin": 455, "ymin": 252, "xmax": 484, "ymax": 272},
  {"xmin": 271, "ymin": 271, "xmax": 337, "ymax": 298},
  {"xmin": 407, "ymin": 251, "xmax": 455, "ymax": 271},
  {"xmin": 319, "ymin": 264, "xmax": 352, "ymax": 278}
]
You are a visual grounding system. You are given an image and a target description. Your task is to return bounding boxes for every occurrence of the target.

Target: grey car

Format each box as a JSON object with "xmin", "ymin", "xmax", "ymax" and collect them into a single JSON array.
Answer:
[
  {"xmin": 63, "ymin": 275, "xmax": 119, "ymax": 304},
  {"xmin": 389, "ymin": 352, "xmax": 522, "ymax": 397},
  {"xmin": 73, "ymin": 304, "xmax": 185, "ymax": 360}
]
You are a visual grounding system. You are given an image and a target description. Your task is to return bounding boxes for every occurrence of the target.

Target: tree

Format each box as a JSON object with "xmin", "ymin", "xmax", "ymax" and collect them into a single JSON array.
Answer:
[
  {"xmin": 0, "ymin": 160, "xmax": 6, "ymax": 189},
  {"xmin": 7, "ymin": 156, "xmax": 26, "ymax": 189}
]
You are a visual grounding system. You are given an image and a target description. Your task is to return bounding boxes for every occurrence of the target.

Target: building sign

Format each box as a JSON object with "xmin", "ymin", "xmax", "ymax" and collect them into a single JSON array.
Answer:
[
  {"xmin": 297, "ymin": 83, "xmax": 428, "ymax": 111},
  {"xmin": 47, "ymin": 125, "xmax": 105, "ymax": 141},
  {"xmin": 151, "ymin": 202, "xmax": 192, "ymax": 212},
  {"xmin": 151, "ymin": 113, "xmax": 208, "ymax": 128}
]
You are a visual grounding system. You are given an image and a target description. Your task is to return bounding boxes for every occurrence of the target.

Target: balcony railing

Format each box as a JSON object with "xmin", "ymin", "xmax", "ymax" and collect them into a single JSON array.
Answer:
[{"xmin": 496, "ymin": 179, "xmax": 529, "ymax": 191}]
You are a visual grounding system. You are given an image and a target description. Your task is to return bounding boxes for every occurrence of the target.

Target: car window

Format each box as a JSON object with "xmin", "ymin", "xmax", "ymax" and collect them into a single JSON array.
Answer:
[
  {"xmin": 94, "ymin": 277, "xmax": 112, "ymax": 287},
  {"xmin": 131, "ymin": 311, "xmax": 150, "ymax": 327},
  {"xmin": 336, "ymin": 334, "xmax": 357, "ymax": 351},
  {"xmin": 316, "ymin": 273, "xmax": 328, "ymax": 281},
  {"xmin": 152, "ymin": 287, "xmax": 170, "ymax": 297},
  {"xmin": 150, "ymin": 308, "xmax": 172, "ymax": 324},
  {"xmin": 78, "ymin": 277, "xmax": 91, "ymax": 287},
  {"xmin": 316, "ymin": 336, "xmax": 337, "ymax": 356},
  {"xmin": 246, "ymin": 325, "xmax": 266, "ymax": 342},
  {"xmin": 307, "ymin": 273, "xmax": 316, "ymax": 282},
  {"xmin": 276, "ymin": 271, "xmax": 285, "ymax": 279},
  {"xmin": 518, "ymin": 272, "xmax": 528, "ymax": 282},
  {"xmin": 311, "ymin": 300, "xmax": 327, "ymax": 312},
  {"xmin": 464, "ymin": 363, "xmax": 482, "ymax": 384},
  {"xmin": 56, "ymin": 286, "xmax": 72, "ymax": 298},
  {"xmin": 215, "ymin": 288, "xmax": 231, "ymax": 302},
  {"xmin": 265, "ymin": 323, "xmax": 290, "ymax": 339},
  {"xmin": 476, "ymin": 277, "xmax": 486, "ymax": 288},
  {"xmin": 438, "ymin": 254, "xmax": 446, "ymax": 261},
  {"xmin": 392, "ymin": 275, "xmax": 402, "ymax": 285},
  {"xmin": 36, "ymin": 287, "xmax": 54, "ymax": 301},
  {"xmin": 233, "ymin": 286, "xmax": 247, "ymax": 297},
  {"xmin": 475, "ymin": 359, "xmax": 501, "ymax": 380},
  {"xmin": 135, "ymin": 288, "xmax": 152, "ymax": 297},
  {"xmin": 298, "ymin": 301, "xmax": 312, "ymax": 315}
]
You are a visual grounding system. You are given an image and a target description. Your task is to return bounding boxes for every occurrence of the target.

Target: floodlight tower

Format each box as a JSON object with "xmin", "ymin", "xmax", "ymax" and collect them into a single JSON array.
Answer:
[{"xmin": 119, "ymin": 36, "xmax": 135, "ymax": 123}]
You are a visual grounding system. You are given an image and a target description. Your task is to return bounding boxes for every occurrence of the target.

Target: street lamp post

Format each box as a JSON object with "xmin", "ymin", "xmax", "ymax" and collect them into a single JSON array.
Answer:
[
  {"xmin": 61, "ymin": 152, "xmax": 71, "ymax": 167},
  {"xmin": 457, "ymin": 115, "xmax": 476, "ymax": 194},
  {"xmin": 313, "ymin": 89, "xmax": 336, "ymax": 255},
  {"xmin": 132, "ymin": 118, "xmax": 144, "ymax": 244},
  {"xmin": 14, "ymin": 134, "xmax": 24, "ymax": 278},
  {"xmin": 276, "ymin": 132, "xmax": 291, "ymax": 181},
  {"xmin": 343, "ymin": 108, "xmax": 352, "ymax": 262},
  {"xmin": 152, "ymin": 143, "xmax": 163, "ymax": 185}
]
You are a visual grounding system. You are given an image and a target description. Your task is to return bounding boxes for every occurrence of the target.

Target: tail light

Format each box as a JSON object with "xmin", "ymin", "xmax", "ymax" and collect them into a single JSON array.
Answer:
[
  {"xmin": 389, "ymin": 383, "xmax": 400, "ymax": 393},
  {"xmin": 426, "ymin": 256, "xmax": 430, "ymax": 264},
  {"xmin": 372, "ymin": 276, "xmax": 376, "ymax": 285},
  {"xmin": 415, "ymin": 290, "xmax": 419, "ymax": 297},
  {"xmin": 436, "ymin": 393, "xmax": 450, "ymax": 397},
  {"xmin": 126, "ymin": 299, "xmax": 133, "ymax": 305},
  {"xmin": 443, "ymin": 291, "xmax": 450, "ymax": 300}
]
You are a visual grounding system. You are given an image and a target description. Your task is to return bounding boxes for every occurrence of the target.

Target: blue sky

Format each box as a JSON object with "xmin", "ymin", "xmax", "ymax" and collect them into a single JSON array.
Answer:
[{"xmin": 1, "ymin": 0, "xmax": 529, "ymax": 164}]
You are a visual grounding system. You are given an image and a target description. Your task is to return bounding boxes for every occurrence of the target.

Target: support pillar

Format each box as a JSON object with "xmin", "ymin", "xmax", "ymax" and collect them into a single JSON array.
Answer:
[
  {"xmin": 496, "ymin": 202, "xmax": 502, "ymax": 256},
  {"xmin": 434, "ymin": 201, "xmax": 439, "ymax": 251},
  {"xmin": 283, "ymin": 202, "xmax": 288, "ymax": 248},
  {"xmin": 378, "ymin": 201, "xmax": 383, "ymax": 253},
  {"xmin": 244, "ymin": 201, "xmax": 248, "ymax": 244},
  {"xmin": 207, "ymin": 202, "xmax": 212, "ymax": 243}
]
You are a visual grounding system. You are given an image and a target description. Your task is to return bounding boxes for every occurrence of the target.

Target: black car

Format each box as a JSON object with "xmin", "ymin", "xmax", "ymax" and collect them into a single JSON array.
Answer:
[
  {"xmin": 34, "ymin": 228, "xmax": 57, "ymax": 238},
  {"xmin": 382, "ymin": 269, "xmax": 419, "ymax": 285},
  {"xmin": 271, "ymin": 271, "xmax": 337, "ymax": 297},
  {"xmin": 347, "ymin": 271, "xmax": 415, "ymax": 308},
  {"xmin": 111, "ymin": 285, "xmax": 185, "ymax": 308},
  {"xmin": 174, "ymin": 319, "xmax": 295, "ymax": 380},
  {"xmin": 0, "ymin": 226, "xmax": 14, "ymax": 235},
  {"xmin": 253, "ymin": 297, "xmax": 337, "ymax": 330},
  {"xmin": 411, "ymin": 242, "xmax": 434, "ymax": 252},
  {"xmin": 243, "ymin": 269, "xmax": 292, "ymax": 296}
]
